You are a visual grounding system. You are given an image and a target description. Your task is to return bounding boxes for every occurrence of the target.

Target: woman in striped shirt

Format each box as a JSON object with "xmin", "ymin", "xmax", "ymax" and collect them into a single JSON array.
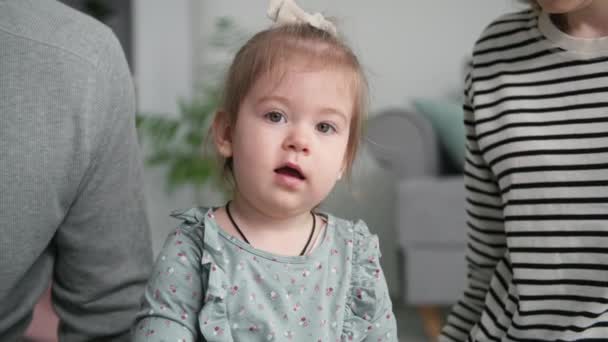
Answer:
[{"xmin": 440, "ymin": 1, "xmax": 608, "ymax": 341}]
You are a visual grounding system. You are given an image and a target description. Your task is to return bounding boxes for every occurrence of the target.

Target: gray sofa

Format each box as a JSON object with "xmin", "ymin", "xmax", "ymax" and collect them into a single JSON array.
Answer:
[{"xmin": 365, "ymin": 108, "xmax": 467, "ymax": 306}]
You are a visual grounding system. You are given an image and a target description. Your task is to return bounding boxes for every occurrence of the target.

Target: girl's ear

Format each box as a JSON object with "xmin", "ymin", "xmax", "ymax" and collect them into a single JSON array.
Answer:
[{"xmin": 212, "ymin": 110, "xmax": 233, "ymax": 158}]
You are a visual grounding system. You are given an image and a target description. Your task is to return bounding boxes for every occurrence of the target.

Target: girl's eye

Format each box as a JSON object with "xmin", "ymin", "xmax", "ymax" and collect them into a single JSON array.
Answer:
[
  {"xmin": 265, "ymin": 111, "xmax": 285, "ymax": 123},
  {"xmin": 317, "ymin": 122, "xmax": 336, "ymax": 134}
]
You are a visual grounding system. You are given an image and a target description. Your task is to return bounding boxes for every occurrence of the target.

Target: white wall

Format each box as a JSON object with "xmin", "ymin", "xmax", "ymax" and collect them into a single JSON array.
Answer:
[
  {"xmin": 134, "ymin": 0, "xmax": 523, "ymax": 292},
  {"xmin": 133, "ymin": 0, "xmax": 198, "ymax": 254},
  {"xmin": 197, "ymin": 0, "xmax": 520, "ymax": 112}
]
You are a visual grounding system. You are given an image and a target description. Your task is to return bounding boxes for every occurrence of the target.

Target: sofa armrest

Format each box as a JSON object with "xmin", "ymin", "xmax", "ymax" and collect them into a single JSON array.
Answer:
[{"xmin": 366, "ymin": 108, "xmax": 441, "ymax": 179}]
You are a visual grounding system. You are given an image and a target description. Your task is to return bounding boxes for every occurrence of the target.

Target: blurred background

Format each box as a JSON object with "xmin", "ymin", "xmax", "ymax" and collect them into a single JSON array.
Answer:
[{"xmin": 31, "ymin": 1, "xmax": 529, "ymax": 341}]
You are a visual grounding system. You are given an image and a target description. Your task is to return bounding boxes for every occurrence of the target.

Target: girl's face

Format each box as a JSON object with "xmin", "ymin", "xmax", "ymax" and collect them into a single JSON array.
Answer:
[
  {"xmin": 215, "ymin": 63, "xmax": 354, "ymax": 218},
  {"xmin": 535, "ymin": 0, "xmax": 593, "ymax": 13}
]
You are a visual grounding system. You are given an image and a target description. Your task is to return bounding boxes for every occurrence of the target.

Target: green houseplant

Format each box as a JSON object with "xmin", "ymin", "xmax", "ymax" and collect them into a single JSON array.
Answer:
[{"xmin": 136, "ymin": 17, "xmax": 245, "ymax": 199}]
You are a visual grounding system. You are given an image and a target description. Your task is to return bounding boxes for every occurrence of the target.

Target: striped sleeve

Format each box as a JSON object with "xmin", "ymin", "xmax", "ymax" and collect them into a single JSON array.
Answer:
[{"xmin": 440, "ymin": 69, "xmax": 507, "ymax": 342}]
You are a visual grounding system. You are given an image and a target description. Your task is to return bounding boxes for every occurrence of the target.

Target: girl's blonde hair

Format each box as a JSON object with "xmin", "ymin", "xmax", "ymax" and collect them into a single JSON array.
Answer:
[{"xmin": 215, "ymin": 23, "xmax": 368, "ymax": 180}]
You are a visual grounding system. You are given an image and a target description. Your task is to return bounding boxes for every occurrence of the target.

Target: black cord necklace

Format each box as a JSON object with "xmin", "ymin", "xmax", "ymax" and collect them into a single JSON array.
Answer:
[{"xmin": 225, "ymin": 201, "xmax": 316, "ymax": 256}]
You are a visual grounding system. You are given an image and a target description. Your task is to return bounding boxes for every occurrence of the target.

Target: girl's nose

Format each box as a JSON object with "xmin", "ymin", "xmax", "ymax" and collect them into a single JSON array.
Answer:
[{"xmin": 283, "ymin": 127, "xmax": 310, "ymax": 154}]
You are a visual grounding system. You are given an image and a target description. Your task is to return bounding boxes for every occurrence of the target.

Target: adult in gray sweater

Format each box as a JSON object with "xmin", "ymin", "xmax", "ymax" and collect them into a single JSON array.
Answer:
[{"xmin": 0, "ymin": 0, "xmax": 153, "ymax": 340}]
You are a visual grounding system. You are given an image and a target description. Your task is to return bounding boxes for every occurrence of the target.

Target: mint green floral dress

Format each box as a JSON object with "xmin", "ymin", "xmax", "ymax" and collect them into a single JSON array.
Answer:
[{"xmin": 133, "ymin": 207, "xmax": 397, "ymax": 341}]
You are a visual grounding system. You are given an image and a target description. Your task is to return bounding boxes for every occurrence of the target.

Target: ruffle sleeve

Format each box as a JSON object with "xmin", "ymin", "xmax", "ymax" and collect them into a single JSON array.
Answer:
[
  {"xmin": 133, "ymin": 207, "xmax": 233, "ymax": 341},
  {"xmin": 341, "ymin": 220, "xmax": 398, "ymax": 342}
]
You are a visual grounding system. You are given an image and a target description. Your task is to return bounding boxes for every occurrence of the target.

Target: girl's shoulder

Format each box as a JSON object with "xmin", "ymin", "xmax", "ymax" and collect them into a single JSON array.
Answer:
[
  {"xmin": 328, "ymin": 213, "xmax": 375, "ymax": 242},
  {"xmin": 325, "ymin": 214, "xmax": 382, "ymax": 261},
  {"xmin": 166, "ymin": 206, "xmax": 220, "ymax": 251},
  {"xmin": 170, "ymin": 206, "xmax": 209, "ymax": 224}
]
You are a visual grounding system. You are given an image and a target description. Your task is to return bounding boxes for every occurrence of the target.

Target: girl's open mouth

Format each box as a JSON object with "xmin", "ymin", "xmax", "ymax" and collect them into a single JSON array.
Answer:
[{"xmin": 274, "ymin": 164, "xmax": 305, "ymax": 180}]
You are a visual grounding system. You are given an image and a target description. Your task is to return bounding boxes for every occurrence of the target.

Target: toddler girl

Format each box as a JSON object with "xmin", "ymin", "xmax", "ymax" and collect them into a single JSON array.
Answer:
[{"xmin": 133, "ymin": 1, "xmax": 397, "ymax": 341}]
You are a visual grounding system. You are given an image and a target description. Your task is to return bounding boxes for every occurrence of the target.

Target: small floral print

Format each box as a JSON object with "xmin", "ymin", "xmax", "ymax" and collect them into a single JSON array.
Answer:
[
  {"xmin": 177, "ymin": 252, "xmax": 187, "ymax": 263},
  {"xmin": 326, "ymin": 287, "xmax": 334, "ymax": 296},
  {"xmin": 249, "ymin": 324, "xmax": 260, "ymax": 332},
  {"xmin": 302, "ymin": 270, "xmax": 310, "ymax": 277},
  {"xmin": 230, "ymin": 285, "xmax": 239, "ymax": 295},
  {"xmin": 270, "ymin": 291, "xmax": 278, "ymax": 300},
  {"xmin": 213, "ymin": 326, "xmax": 224, "ymax": 336},
  {"xmin": 330, "ymin": 248, "xmax": 339, "ymax": 256},
  {"xmin": 374, "ymin": 269, "xmax": 381, "ymax": 279},
  {"xmin": 298, "ymin": 316, "xmax": 309, "ymax": 327},
  {"xmin": 356, "ymin": 288, "xmax": 363, "ymax": 300}
]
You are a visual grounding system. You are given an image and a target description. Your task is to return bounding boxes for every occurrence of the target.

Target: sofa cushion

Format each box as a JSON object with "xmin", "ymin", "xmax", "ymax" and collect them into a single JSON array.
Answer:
[{"xmin": 413, "ymin": 98, "xmax": 465, "ymax": 171}]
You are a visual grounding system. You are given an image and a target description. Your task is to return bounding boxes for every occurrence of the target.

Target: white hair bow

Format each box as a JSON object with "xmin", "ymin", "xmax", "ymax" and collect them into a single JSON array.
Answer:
[{"xmin": 267, "ymin": 0, "xmax": 337, "ymax": 36}]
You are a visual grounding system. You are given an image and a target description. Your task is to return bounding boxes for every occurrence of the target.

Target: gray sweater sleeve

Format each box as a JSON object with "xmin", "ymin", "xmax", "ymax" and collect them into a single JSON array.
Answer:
[{"xmin": 50, "ymin": 27, "xmax": 153, "ymax": 342}]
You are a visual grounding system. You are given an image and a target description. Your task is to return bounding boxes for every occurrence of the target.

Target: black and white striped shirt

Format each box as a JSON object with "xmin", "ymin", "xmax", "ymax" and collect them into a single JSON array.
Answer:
[{"xmin": 441, "ymin": 9, "xmax": 608, "ymax": 342}]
